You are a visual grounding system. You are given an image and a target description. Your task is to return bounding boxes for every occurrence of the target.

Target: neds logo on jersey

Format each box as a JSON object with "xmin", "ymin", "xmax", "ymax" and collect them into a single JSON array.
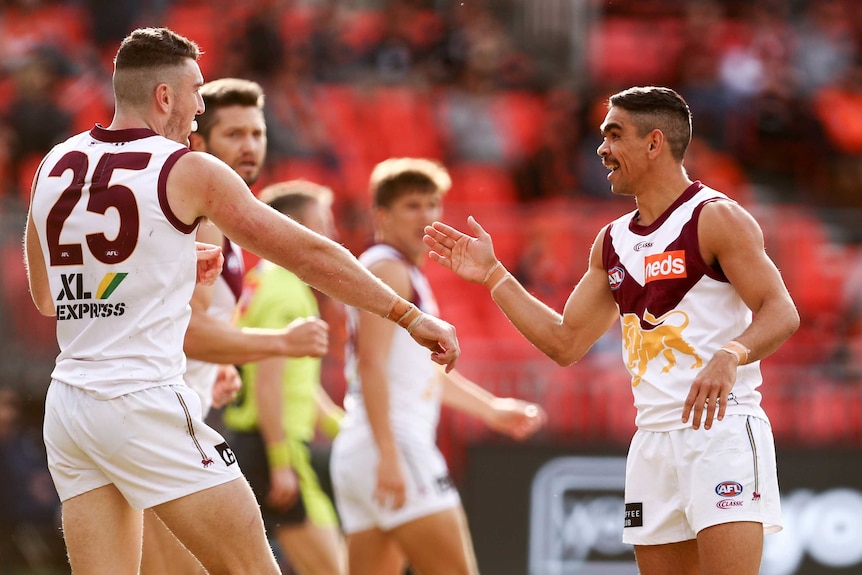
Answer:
[
  {"xmin": 644, "ymin": 250, "xmax": 686, "ymax": 283},
  {"xmin": 55, "ymin": 272, "xmax": 127, "ymax": 320}
]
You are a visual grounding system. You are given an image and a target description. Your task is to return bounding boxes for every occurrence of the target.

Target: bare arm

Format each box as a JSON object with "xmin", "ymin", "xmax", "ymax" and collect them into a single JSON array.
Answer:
[
  {"xmin": 185, "ymin": 314, "xmax": 329, "ymax": 364},
  {"xmin": 315, "ymin": 387, "xmax": 344, "ymax": 439},
  {"xmin": 439, "ymin": 369, "xmax": 546, "ymax": 441},
  {"xmin": 255, "ymin": 356, "xmax": 300, "ymax": 509},
  {"xmin": 24, "ymin": 209, "xmax": 55, "ymax": 317},
  {"xmin": 184, "ymin": 219, "xmax": 330, "ymax": 363},
  {"xmin": 24, "ymin": 172, "xmax": 55, "ymax": 317},
  {"xmin": 356, "ymin": 258, "xmax": 407, "ymax": 509},
  {"xmin": 168, "ymin": 152, "xmax": 459, "ymax": 371},
  {"xmin": 701, "ymin": 201, "xmax": 799, "ymax": 360},
  {"xmin": 424, "ymin": 216, "xmax": 618, "ymax": 365},
  {"xmin": 682, "ymin": 200, "xmax": 800, "ymax": 429}
]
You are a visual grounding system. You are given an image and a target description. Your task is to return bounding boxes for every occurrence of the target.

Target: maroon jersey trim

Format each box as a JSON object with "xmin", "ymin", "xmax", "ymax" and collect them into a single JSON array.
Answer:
[
  {"xmin": 158, "ymin": 148, "xmax": 197, "ymax": 234},
  {"xmin": 90, "ymin": 124, "xmax": 159, "ymax": 143}
]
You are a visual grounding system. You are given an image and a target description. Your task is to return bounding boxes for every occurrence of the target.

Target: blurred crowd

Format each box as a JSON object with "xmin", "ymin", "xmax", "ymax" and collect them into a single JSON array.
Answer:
[{"xmin": 1, "ymin": 0, "xmax": 862, "ymax": 214}]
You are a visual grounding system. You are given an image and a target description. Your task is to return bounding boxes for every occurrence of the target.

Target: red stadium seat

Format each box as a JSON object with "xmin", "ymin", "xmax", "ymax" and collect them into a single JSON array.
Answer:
[{"xmin": 447, "ymin": 163, "xmax": 518, "ymax": 206}]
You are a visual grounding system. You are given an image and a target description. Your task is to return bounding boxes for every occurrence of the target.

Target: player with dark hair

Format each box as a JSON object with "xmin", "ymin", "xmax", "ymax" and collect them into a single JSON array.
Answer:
[
  {"xmin": 424, "ymin": 86, "xmax": 799, "ymax": 575},
  {"xmin": 24, "ymin": 27, "xmax": 458, "ymax": 574}
]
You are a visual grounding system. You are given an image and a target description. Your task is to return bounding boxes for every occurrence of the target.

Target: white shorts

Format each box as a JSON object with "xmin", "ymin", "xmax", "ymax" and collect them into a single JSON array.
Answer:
[
  {"xmin": 44, "ymin": 380, "xmax": 243, "ymax": 509},
  {"xmin": 623, "ymin": 414, "xmax": 781, "ymax": 545},
  {"xmin": 330, "ymin": 427, "xmax": 461, "ymax": 534}
]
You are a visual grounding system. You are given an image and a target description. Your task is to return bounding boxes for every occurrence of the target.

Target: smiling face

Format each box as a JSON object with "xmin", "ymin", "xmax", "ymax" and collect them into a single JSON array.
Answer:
[
  {"xmin": 191, "ymin": 105, "xmax": 267, "ymax": 185},
  {"xmin": 376, "ymin": 188, "xmax": 443, "ymax": 265},
  {"xmin": 164, "ymin": 59, "xmax": 205, "ymax": 146},
  {"xmin": 596, "ymin": 106, "xmax": 653, "ymax": 198}
]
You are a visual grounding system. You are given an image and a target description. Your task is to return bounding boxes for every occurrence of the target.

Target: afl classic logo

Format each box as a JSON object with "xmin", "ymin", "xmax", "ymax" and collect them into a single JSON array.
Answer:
[
  {"xmin": 608, "ymin": 266, "xmax": 625, "ymax": 290},
  {"xmin": 716, "ymin": 481, "xmax": 743, "ymax": 498}
]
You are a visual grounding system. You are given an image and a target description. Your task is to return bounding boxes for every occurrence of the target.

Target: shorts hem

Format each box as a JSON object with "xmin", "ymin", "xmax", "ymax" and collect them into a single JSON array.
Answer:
[
  {"xmin": 56, "ymin": 479, "xmax": 113, "ymax": 504},
  {"xmin": 379, "ymin": 498, "xmax": 461, "ymax": 532},
  {"xmin": 135, "ymin": 472, "xmax": 243, "ymax": 510},
  {"xmin": 693, "ymin": 515, "xmax": 782, "ymax": 536},
  {"xmin": 341, "ymin": 498, "xmax": 461, "ymax": 535}
]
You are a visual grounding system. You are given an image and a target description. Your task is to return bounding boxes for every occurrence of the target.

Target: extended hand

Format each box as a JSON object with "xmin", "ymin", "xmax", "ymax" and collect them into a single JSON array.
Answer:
[
  {"xmin": 487, "ymin": 398, "xmax": 547, "ymax": 440},
  {"xmin": 423, "ymin": 216, "xmax": 500, "ymax": 283}
]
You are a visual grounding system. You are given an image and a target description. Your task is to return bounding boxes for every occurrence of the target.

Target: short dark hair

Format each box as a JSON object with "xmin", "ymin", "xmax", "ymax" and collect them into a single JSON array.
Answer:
[
  {"xmin": 258, "ymin": 179, "xmax": 333, "ymax": 221},
  {"xmin": 369, "ymin": 158, "xmax": 451, "ymax": 208},
  {"xmin": 608, "ymin": 86, "xmax": 692, "ymax": 160},
  {"xmin": 113, "ymin": 27, "xmax": 200, "ymax": 108},
  {"xmin": 195, "ymin": 78, "xmax": 265, "ymax": 140}
]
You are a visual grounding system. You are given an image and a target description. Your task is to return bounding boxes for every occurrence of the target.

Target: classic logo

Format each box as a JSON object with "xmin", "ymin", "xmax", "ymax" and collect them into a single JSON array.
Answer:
[
  {"xmin": 634, "ymin": 241, "xmax": 654, "ymax": 252},
  {"xmin": 716, "ymin": 481, "xmax": 743, "ymax": 498},
  {"xmin": 644, "ymin": 250, "xmax": 686, "ymax": 283},
  {"xmin": 608, "ymin": 266, "xmax": 625, "ymax": 290},
  {"xmin": 716, "ymin": 499, "xmax": 744, "ymax": 510},
  {"xmin": 622, "ymin": 309, "xmax": 703, "ymax": 386}
]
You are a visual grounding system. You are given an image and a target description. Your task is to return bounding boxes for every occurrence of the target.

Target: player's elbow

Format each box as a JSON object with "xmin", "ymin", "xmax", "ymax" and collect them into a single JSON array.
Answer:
[
  {"xmin": 544, "ymin": 341, "xmax": 584, "ymax": 367},
  {"xmin": 784, "ymin": 304, "xmax": 801, "ymax": 339}
]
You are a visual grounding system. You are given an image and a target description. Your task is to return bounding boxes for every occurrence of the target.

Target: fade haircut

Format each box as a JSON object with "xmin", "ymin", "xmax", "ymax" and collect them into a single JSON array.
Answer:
[
  {"xmin": 113, "ymin": 27, "xmax": 201, "ymax": 109},
  {"xmin": 194, "ymin": 78, "xmax": 265, "ymax": 140},
  {"xmin": 369, "ymin": 158, "xmax": 452, "ymax": 208},
  {"xmin": 608, "ymin": 86, "xmax": 692, "ymax": 161},
  {"xmin": 259, "ymin": 179, "xmax": 334, "ymax": 221}
]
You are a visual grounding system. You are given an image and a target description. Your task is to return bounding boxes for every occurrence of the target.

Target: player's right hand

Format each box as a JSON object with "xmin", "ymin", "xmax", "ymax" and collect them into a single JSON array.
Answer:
[
  {"xmin": 423, "ymin": 215, "xmax": 499, "ymax": 284},
  {"xmin": 408, "ymin": 314, "xmax": 460, "ymax": 373},
  {"xmin": 374, "ymin": 453, "xmax": 407, "ymax": 510},
  {"xmin": 280, "ymin": 317, "xmax": 329, "ymax": 358}
]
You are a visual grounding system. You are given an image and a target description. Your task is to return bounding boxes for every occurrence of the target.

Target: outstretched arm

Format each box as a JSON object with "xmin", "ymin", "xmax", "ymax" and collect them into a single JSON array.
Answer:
[
  {"xmin": 439, "ymin": 368, "xmax": 546, "ymax": 441},
  {"xmin": 169, "ymin": 152, "xmax": 460, "ymax": 372},
  {"xmin": 424, "ymin": 216, "xmax": 618, "ymax": 365},
  {"xmin": 186, "ymin": 221, "xmax": 329, "ymax": 364}
]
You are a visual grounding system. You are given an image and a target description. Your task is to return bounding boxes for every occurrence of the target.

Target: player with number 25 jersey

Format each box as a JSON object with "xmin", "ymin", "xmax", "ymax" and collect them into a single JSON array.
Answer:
[{"xmin": 30, "ymin": 125, "xmax": 196, "ymax": 399}]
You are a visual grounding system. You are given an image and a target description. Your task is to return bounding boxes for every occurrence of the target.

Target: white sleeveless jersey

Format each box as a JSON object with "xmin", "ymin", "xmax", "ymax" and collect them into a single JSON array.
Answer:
[
  {"xmin": 602, "ymin": 181, "xmax": 767, "ymax": 431},
  {"xmin": 341, "ymin": 244, "xmax": 442, "ymax": 443},
  {"xmin": 30, "ymin": 126, "xmax": 199, "ymax": 399},
  {"xmin": 184, "ymin": 237, "xmax": 244, "ymax": 414}
]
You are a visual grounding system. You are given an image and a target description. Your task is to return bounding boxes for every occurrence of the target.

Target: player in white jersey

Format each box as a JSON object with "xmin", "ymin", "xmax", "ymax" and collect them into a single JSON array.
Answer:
[
  {"xmin": 330, "ymin": 158, "xmax": 546, "ymax": 575},
  {"xmin": 139, "ymin": 78, "xmax": 330, "ymax": 574},
  {"xmin": 424, "ymin": 86, "xmax": 799, "ymax": 575},
  {"xmin": 23, "ymin": 27, "xmax": 459, "ymax": 575}
]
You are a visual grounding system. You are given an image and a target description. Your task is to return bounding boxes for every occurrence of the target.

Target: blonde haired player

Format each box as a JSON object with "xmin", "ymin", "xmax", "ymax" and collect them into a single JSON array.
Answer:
[{"xmin": 330, "ymin": 158, "xmax": 546, "ymax": 575}]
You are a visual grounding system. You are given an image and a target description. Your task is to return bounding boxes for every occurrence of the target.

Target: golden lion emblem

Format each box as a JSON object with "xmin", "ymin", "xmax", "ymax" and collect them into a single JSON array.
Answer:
[{"xmin": 622, "ymin": 310, "xmax": 703, "ymax": 386}]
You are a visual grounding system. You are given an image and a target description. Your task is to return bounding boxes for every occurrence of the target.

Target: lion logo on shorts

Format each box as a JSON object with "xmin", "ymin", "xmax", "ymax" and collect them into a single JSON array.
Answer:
[{"xmin": 622, "ymin": 310, "xmax": 703, "ymax": 386}]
